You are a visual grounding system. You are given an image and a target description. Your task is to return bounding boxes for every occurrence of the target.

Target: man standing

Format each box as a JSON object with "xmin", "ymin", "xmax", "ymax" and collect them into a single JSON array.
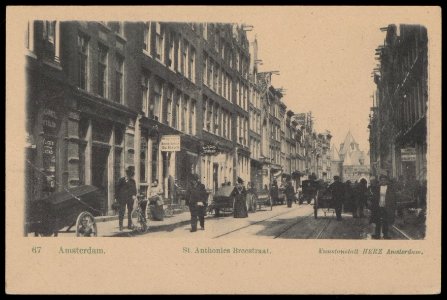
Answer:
[
  {"xmin": 328, "ymin": 176, "xmax": 345, "ymax": 221},
  {"xmin": 115, "ymin": 166, "xmax": 137, "ymax": 231},
  {"xmin": 370, "ymin": 173, "xmax": 397, "ymax": 239},
  {"xmin": 186, "ymin": 174, "xmax": 207, "ymax": 232},
  {"xmin": 284, "ymin": 176, "xmax": 295, "ymax": 208}
]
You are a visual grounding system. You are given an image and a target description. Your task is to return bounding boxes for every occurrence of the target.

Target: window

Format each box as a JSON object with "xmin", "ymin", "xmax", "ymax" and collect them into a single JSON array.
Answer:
[
  {"xmin": 221, "ymin": 42, "xmax": 225, "ymax": 60},
  {"xmin": 202, "ymin": 53, "xmax": 207, "ymax": 85},
  {"xmin": 43, "ymin": 21, "xmax": 55, "ymax": 44},
  {"xmin": 176, "ymin": 35, "xmax": 181, "ymax": 72},
  {"xmin": 213, "ymin": 65, "xmax": 218, "ymax": 91},
  {"xmin": 208, "ymin": 59, "xmax": 213, "ymax": 87},
  {"xmin": 167, "ymin": 31, "xmax": 174, "ymax": 69},
  {"xmin": 151, "ymin": 79, "xmax": 162, "ymax": 121},
  {"xmin": 98, "ymin": 44, "xmax": 108, "ymax": 98},
  {"xmin": 77, "ymin": 34, "xmax": 89, "ymax": 90},
  {"xmin": 174, "ymin": 93, "xmax": 180, "ymax": 129},
  {"xmin": 189, "ymin": 47, "xmax": 195, "ymax": 82},
  {"xmin": 203, "ymin": 23, "xmax": 208, "ymax": 40},
  {"xmin": 181, "ymin": 39, "xmax": 188, "ymax": 75},
  {"xmin": 155, "ymin": 23, "xmax": 164, "ymax": 62},
  {"xmin": 151, "ymin": 142, "xmax": 158, "ymax": 184},
  {"xmin": 166, "ymin": 87, "xmax": 173, "ymax": 126},
  {"xmin": 141, "ymin": 74, "xmax": 149, "ymax": 115},
  {"xmin": 213, "ymin": 104, "xmax": 219, "ymax": 135},
  {"xmin": 115, "ymin": 55, "xmax": 124, "ymax": 103},
  {"xmin": 140, "ymin": 134, "xmax": 148, "ymax": 183},
  {"xmin": 223, "ymin": 111, "xmax": 227, "ymax": 138},
  {"xmin": 191, "ymin": 100, "xmax": 196, "ymax": 135},
  {"xmin": 180, "ymin": 94, "xmax": 186, "ymax": 132},
  {"xmin": 143, "ymin": 22, "xmax": 151, "ymax": 53},
  {"xmin": 218, "ymin": 68, "xmax": 222, "ymax": 95},
  {"xmin": 202, "ymin": 98, "xmax": 207, "ymax": 130},
  {"xmin": 183, "ymin": 96, "xmax": 189, "ymax": 133},
  {"xmin": 207, "ymin": 100, "xmax": 212, "ymax": 132}
]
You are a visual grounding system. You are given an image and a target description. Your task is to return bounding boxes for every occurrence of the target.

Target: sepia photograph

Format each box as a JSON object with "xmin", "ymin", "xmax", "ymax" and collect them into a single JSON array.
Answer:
[{"xmin": 6, "ymin": 5, "xmax": 441, "ymax": 294}]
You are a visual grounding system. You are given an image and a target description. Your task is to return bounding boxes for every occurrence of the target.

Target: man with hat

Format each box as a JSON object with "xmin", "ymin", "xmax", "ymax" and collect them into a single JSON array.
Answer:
[
  {"xmin": 328, "ymin": 175, "xmax": 345, "ymax": 221},
  {"xmin": 186, "ymin": 174, "xmax": 208, "ymax": 232},
  {"xmin": 370, "ymin": 172, "xmax": 397, "ymax": 239},
  {"xmin": 115, "ymin": 166, "xmax": 137, "ymax": 231}
]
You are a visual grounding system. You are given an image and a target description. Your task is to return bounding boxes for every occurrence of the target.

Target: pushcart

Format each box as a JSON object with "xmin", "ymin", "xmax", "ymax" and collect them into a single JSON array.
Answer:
[{"xmin": 26, "ymin": 185, "xmax": 104, "ymax": 237}]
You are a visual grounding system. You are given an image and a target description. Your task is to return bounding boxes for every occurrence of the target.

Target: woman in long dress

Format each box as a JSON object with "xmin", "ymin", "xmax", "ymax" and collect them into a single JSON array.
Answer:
[{"xmin": 232, "ymin": 177, "xmax": 248, "ymax": 218}]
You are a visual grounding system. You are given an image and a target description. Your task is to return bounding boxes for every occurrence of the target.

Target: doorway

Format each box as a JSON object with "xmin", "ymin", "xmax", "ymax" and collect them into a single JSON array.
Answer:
[
  {"xmin": 213, "ymin": 163, "xmax": 219, "ymax": 192},
  {"xmin": 92, "ymin": 145, "xmax": 110, "ymax": 213}
]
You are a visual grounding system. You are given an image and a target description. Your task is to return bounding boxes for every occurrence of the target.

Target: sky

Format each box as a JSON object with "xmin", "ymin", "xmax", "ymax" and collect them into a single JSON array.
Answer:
[{"xmin": 245, "ymin": 9, "xmax": 388, "ymax": 153}]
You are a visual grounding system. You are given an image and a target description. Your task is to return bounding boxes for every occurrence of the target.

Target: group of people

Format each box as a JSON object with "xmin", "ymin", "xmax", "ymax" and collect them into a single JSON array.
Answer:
[{"xmin": 328, "ymin": 173, "xmax": 401, "ymax": 239}]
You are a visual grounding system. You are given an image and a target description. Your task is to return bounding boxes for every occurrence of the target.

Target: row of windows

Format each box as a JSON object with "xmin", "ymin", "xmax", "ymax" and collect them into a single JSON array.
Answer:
[
  {"xmin": 249, "ymin": 109, "xmax": 261, "ymax": 135},
  {"xmin": 236, "ymin": 81, "xmax": 249, "ymax": 111},
  {"xmin": 250, "ymin": 138, "xmax": 261, "ymax": 160},
  {"xmin": 203, "ymin": 53, "xmax": 232, "ymax": 101},
  {"xmin": 271, "ymin": 123, "xmax": 281, "ymax": 141},
  {"xmin": 396, "ymin": 80, "xmax": 426, "ymax": 132},
  {"xmin": 144, "ymin": 22, "xmax": 196, "ymax": 83},
  {"xmin": 249, "ymin": 86, "xmax": 262, "ymax": 110},
  {"xmin": 203, "ymin": 96, "xmax": 232, "ymax": 140},
  {"xmin": 236, "ymin": 115, "xmax": 249, "ymax": 147},
  {"xmin": 142, "ymin": 75, "xmax": 197, "ymax": 135},
  {"xmin": 76, "ymin": 33, "xmax": 125, "ymax": 103},
  {"xmin": 270, "ymin": 146, "xmax": 281, "ymax": 165},
  {"xmin": 202, "ymin": 23, "xmax": 250, "ymax": 78}
]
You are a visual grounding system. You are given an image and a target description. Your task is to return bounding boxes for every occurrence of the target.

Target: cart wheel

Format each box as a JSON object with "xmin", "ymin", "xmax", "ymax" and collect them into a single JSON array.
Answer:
[
  {"xmin": 75, "ymin": 212, "xmax": 97, "ymax": 237},
  {"xmin": 314, "ymin": 208, "xmax": 318, "ymax": 219}
]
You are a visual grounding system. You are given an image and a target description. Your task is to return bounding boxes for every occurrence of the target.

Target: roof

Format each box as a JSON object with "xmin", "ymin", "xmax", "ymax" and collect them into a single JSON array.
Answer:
[
  {"xmin": 339, "ymin": 131, "xmax": 359, "ymax": 156},
  {"xmin": 331, "ymin": 144, "xmax": 341, "ymax": 161}
]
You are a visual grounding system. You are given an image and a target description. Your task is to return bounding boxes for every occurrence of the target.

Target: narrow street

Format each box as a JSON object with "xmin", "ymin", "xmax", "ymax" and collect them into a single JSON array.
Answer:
[{"xmin": 134, "ymin": 204, "xmax": 411, "ymax": 240}]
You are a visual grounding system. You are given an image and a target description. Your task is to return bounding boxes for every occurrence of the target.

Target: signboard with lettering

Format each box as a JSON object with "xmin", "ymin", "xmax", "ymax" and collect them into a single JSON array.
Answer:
[
  {"xmin": 200, "ymin": 144, "xmax": 219, "ymax": 156},
  {"xmin": 42, "ymin": 136, "xmax": 57, "ymax": 191},
  {"xmin": 160, "ymin": 135, "xmax": 181, "ymax": 152},
  {"xmin": 42, "ymin": 107, "xmax": 59, "ymax": 135},
  {"xmin": 401, "ymin": 148, "xmax": 416, "ymax": 162}
]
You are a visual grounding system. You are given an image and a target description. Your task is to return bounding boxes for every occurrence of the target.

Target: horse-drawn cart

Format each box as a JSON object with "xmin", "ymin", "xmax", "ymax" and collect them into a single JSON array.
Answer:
[
  {"xmin": 26, "ymin": 185, "xmax": 103, "ymax": 237},
  {"xmin": 207, "ymin": 185, "xmax": 235, "ymax": 217},
  {"xmin": 313, "ymin": 182, "xmax": 335, "ymax": 219}
]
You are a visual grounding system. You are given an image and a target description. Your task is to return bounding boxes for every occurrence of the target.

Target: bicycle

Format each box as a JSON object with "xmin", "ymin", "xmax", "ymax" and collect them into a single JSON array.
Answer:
[
  {"xmin": 163, "ymin": 195, "xmax": 175, "ymax": 217},
  {"xmin": 131, "ymin": 195, "xmax": 148, "ymax": 233}
]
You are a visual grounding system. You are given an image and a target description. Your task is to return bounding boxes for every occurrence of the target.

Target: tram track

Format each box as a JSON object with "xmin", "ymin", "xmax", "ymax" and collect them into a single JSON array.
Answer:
[
  {"xmin": 273, "ymin": 212, "xmax": 316, "ymax": 239},
  {"xmin": 391, "ymin": 225, "xmax": 413, "ymax": 240},
  {"xmin": 213, "ymin": 206, "xmax": 311, "ymax": 239}
]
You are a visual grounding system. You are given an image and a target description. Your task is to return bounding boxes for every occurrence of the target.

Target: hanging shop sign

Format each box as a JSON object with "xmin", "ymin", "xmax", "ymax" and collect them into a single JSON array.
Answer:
[
  {"xmin": 401, "ymin": 148, "xmax": 416, "ymax": 162},
  {"xmin": 160, "ymin": 135, "xmax": 181, "ymax": 152},
  {"xmin": 200, "ymin": 143, "xmax": 219, "ymax": 156}
]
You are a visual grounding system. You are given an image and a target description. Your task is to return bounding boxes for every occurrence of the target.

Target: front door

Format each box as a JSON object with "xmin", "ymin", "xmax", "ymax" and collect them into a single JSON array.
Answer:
[{"xmin": 92, "ymin": 145, "xmax": 109, "ymax": 213}]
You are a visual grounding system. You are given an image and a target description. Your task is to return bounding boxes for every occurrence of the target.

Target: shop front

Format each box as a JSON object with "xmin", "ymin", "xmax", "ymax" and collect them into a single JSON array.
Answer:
[{"xmin": 137, "ymin": 120, "xmax": 200, "ymax": 204}]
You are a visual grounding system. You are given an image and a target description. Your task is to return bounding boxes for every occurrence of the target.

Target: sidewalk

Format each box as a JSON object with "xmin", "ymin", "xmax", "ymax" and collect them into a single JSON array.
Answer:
[{"xmin": 95, "ymin": 210, "xmax": 193, "ymax": 237}]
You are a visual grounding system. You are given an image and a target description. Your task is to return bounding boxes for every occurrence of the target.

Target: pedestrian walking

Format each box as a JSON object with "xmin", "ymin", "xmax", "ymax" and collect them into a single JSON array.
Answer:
[
  {"xmin": 328, "ymin": 175, "xmax": 344, "ymax": 221},
  {"xmin": 232, "ymin": 177, "xmax": 248, "ymax": 218},
  {"xmin": 344, "ymin": 180, "xmax": 356, "ymax": 217},
  {"xmin": 284, "ymin": 176, "xmax": 295, "ymax": 208},
  {"xmin": 115, "ymin": 166, "xmax": 138, "ymax": 231},
  {"xmin": 270, "ymin": 180, "xmax": 279, "ymax": 205},
  {"xmin": 355, "ymin": 178, "xmax": 368, "ymax": 218},
  {"xmin": 186, "ymin": 174, "xmax": 208, "ymax": 232},
  {"xmin": 370, "ymin": 173, "xmax": 397, "ymax": 239}
]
